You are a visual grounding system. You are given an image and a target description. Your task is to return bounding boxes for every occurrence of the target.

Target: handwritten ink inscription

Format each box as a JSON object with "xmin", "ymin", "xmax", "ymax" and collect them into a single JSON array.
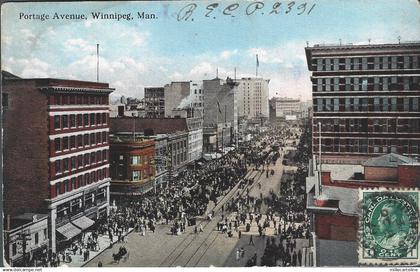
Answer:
[{"xmin": 177, "ymin": 1, "xmax": 316, "ymax": 21}]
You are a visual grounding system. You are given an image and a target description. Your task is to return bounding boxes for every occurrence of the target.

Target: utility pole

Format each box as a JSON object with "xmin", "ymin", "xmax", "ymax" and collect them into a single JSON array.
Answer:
[
  {"xmin": 16, "ymin": 230, "xmax": 31, "ymax": 266},
  {"xmin": 318, "ymin": 122, "xmax": 322, "ymax": 195},
  {"xmin": 96, "ymin": 44, "xmax": 99, "ymax": 82}
]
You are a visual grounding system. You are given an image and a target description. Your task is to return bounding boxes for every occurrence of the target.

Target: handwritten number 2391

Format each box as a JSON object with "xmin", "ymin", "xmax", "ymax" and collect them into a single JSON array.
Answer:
[{"xmin": 177, "ymin": 1, "xmax": 316, "ymax": 21}]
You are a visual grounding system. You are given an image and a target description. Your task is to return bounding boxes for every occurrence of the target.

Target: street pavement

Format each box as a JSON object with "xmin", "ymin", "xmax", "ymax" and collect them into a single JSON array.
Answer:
[{"xmin": 85, "ymin": 145, "xmax": 309, "ymax": 267}]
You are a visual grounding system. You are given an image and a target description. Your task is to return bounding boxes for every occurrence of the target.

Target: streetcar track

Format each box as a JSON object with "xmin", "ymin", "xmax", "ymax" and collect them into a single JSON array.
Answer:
[
  {"xmin": 164, "ymin": 170, "xmax": 264, "ymax": 267},
  {"xmin": 159, "ymin": 169, "xmax": 256, "ymax": 266}
]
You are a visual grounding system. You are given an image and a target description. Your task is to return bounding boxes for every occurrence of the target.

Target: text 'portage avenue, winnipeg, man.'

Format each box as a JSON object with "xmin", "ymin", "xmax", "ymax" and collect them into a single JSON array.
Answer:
[{"xmin": 18, "ymin": 11, "xmax": 157, "ymax": 21}]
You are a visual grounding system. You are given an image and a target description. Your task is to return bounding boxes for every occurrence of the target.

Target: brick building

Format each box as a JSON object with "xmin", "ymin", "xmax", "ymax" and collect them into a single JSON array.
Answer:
[
  {"xmin": 109, "ymin": 135, "xmax": 156, "ymax": 195},
  {"xmin": 305, "ymin": 42, "xmax": 420, "ymax": 159},
  {"xmin": 305, "ymin": 153, "xmax": 419, "ymax": 266},
  {"xmin": 2, "ymin": 71, "xmax": 113, "ymax": 252},
  {"xmin": 110, "ymin": 117, "xmax": 189, "ymax": 182}
]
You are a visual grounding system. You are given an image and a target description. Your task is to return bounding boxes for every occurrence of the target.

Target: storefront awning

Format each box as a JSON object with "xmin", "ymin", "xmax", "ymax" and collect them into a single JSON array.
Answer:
[
  {"xmin": 72, "ymin": 216, "xmax": 95, "ymax": 230},
  {"xmin": 56, "ymin": 223, "xmax": 82, "ymax": 240}
]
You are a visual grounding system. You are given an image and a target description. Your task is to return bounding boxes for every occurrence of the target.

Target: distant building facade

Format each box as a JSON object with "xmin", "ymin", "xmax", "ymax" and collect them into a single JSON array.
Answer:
[
  {"xmin": 164, "ymin": 81, "xmax": 190, "ymax": 118},
  {"xmin": 236, "ymin": 77, "xmax": 270, "ymax": 120},
  {"xmin": 144, "ymin": 87, "xmax": 165, "ymax": 118},
  {"xmin": 275, "ymin": 97, "xmax": 301, "ymax": 119},
  {"xmin": 202, "ymin": 78, "xmax": 238, "ymax": 150}
]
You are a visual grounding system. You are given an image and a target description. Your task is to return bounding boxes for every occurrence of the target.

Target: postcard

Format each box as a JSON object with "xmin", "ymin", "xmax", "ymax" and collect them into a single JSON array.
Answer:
[{"xmin": 1, "ymin": 0, "xmax": 420, "ymax": 270}]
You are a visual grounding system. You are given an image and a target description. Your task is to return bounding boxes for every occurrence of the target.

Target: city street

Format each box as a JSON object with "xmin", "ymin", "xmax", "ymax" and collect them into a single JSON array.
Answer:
[{"xmin": 85, "ymin": 126, "xmax": 309, "ymax": 267}]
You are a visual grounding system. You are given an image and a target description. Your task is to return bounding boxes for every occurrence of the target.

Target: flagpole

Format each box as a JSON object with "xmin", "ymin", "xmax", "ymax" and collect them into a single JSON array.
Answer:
[
  {"xmin": 256, "ymin": 54, "xmax": 259, "ymax": 78},
  {"xmin": 96, "ymin": 44, "xmax": 99, "ymax": 82}
]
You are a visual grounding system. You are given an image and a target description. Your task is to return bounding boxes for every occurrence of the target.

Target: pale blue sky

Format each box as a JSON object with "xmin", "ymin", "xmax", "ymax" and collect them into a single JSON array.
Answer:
[{"xmin": 2, "ymin": 0, "xmax": 420, "ymax": 99}]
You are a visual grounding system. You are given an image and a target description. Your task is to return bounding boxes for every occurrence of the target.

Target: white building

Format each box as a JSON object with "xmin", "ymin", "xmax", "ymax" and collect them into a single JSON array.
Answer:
[
  {"xmin": 236, "ymin": 77, "xmax": 270, "ymax": 120},
  {"xmin": 4, "ymin": 213, "xmax": 49, "ymax": 266},
  {"xmin": 165, "ymin": 81, "xmax": 204, "ymax": 118},
  {"xmin": 189, "ymin": 81, "xmax": 204, "ymax": 117},
  {"xmin": 187, "ymin": 117, "xmax": 203, "ymax": 162},
  {"xmin": 275, "ymin": 97, "xmax": 301, "ymax": 119}
]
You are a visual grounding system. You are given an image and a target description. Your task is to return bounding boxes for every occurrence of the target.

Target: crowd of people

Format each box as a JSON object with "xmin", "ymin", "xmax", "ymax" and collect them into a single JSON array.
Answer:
[
  {"xmin": 258, "ymin": 121, "xmax": 312, "ymax": 266},
  {"xmin": 30, "ymin": 122, "xmax": 311, "ymax": 268},
  {"xmin": 100, "ymin": 140, "xmax": 254, "ymax": 242}
]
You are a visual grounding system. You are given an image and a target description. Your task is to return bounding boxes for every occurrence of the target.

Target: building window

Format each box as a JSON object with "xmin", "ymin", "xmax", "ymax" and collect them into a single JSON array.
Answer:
[
  {"xmin": 70, "ymin": 115, "xmax": 76, "ymax": 128},
  {"xmin": 63, "ymin": 158, "xmax": 69, "ymax": 171},
  {"xmin": 71, "ymin": 156, "xmax": 76, "ymax": 169},
  {"xmin": 77, "ymin": 135, "xmax": 83, "ymax": 147},
  {"xmin": 56, "ymin": 183, "xmax": 61, "ymax": 196},
  {"xmin": 77, "ymin": 114, "xmax": 83, "ymax": 127},
  {"xmin": 83, "ymin": 114, "xmax": 89, "ymax": 126},
  {"xmin": 35, "ymin": 233, "xmax": 39, "ymax": 244},
  {"xmin": 12, "ymin": 243, "xmax": 16, "ymax": 256},
  {"xmin": 84, "ymin": 134, "xmax": 89, "ymax": 146},
  {"xmin": 64, "ymin": 180, "xmax": 69, "ymax": 193},
  {"xmin": 63, "ymin": 137, "xmax": 69, "ymax": 150},
  {"xmin": 132, "ymin": 171, "xmax": 140, "ymax": 181},
  {"xmin": 96, "ymin": 113, "xmax": 101, "ymax": 124},
  {"xmin": 131, "ymin": 156, "xmax": 141, "ymax": 165},
  {"xmin": 78, "ymin": 155, "xmax": 83, "ymax": 168},
  {"xmin": 55, "ymin": 138, "xmax": 61, "ymax": 152},
  {"xmin": 91, "ymin": 152, "xmax": 96, "ymax": 164},
  {"xmin": 55, "ymin": 160, "xmax": 61, "ymax": 174},
  {"xmin": 90, "ymin": 113, "xmax": 95, "ymax": 125},
  {"xmin": 70, "ymin": 136, "xmax": 76, "ymax": 149},
  {"xmin": 62, "ymin": 115, "xmax": 68, "ymax": 128},
  {"xmin": 90, "ymin": 133, "xmax": 95, "ymax": 145},
  {"xmin": 71, "ymin": 178, "xmax": 76, "ymax": 190},
  {"xmin": 54, "ymin": 116, "xmax": 61, "ymax": 129}
]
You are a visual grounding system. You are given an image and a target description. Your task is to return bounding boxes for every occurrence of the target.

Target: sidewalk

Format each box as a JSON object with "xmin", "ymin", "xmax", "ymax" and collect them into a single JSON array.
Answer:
[{"xmin": 62, "ymin": 227, "xmax": 134, "ymax": 267}]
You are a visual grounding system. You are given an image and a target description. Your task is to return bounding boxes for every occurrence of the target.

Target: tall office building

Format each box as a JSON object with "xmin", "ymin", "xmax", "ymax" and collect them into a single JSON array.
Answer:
[
  {"xmin": 305, "ymin": 42, "xmax": 420, "ymax": 159},
  {"xmin": 2, "ymin": 71, "xmax": 113, "ymax": 252},
  {"xmin": 236, "ymin": 77, "xmax": 270, "ymax": 120}
]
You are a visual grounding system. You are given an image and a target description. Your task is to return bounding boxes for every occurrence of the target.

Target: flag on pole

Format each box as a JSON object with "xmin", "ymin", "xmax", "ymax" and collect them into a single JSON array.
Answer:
[{"xmin": 256, "ymin": 54, "xmax": 259, "ymax": 67}]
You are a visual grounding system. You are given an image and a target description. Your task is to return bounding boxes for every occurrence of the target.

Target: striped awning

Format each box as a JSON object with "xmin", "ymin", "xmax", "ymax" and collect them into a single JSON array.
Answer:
[
  {"xmin": 56, "ymin": 223, "xmax": 81, "ymax": 240},
  {"xmin": 72, "ymin": 216, "xmax": 95, "ymax": 230}
]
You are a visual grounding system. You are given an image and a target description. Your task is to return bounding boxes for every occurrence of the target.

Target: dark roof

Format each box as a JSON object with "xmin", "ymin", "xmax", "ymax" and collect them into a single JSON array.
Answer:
[
  {"xmin": 110, "ymin": 117, "xmax": 188, "ymax": 135},
  {"xmin": 363, "ymin": 153, "xmax": 416, "ymax": 168},
  {"xmin": 304, "ymin": 42, "xmax": 420, "ymax": 70},
  {"xmin": 2, "ymin": 70, "xmax": 21, "ymax": 79},
  {"xmin": 2, "ymin": 70, "xmax": 112, "ymax": 90}
]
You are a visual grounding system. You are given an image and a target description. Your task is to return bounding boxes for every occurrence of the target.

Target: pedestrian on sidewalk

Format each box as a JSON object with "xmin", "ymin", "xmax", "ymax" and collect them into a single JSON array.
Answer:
[
  {"xmin": 249, "ymin": 235, "xmax": 255, "ymax": 246},
  {"xmin": 238, "ymin": 230, "xmax": 242, "ymax": 239}
]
